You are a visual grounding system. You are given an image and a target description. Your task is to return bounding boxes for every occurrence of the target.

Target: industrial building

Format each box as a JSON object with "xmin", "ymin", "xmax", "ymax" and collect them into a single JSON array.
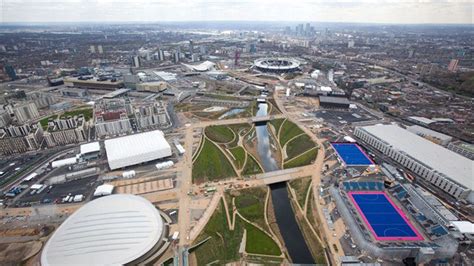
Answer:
[
  {"xmin": 354, "ymin": 124, "xmax": 474, "ymax": 203},
  {"xmin": 64, "ymin": 77, "xmax": 124, "ymax": 90},
  {"xmin": 41, "ymin": 194, "xmax": 168, "ymax": 266},
  {"xmin": 104, "ymin": 130, "xmax": 172, "ymax": 170},
  {"xmin": 80, "ymin": 142, "xmax": 101, "ymax": 160},
  {"xmin": 319, "ymin": 96, "xmax": 351, "ymax": 109}
]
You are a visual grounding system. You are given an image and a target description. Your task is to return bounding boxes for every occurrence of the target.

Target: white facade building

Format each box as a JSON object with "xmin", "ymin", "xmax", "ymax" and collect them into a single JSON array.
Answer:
[
  {"xmin": 104, "ymin": 130, "xmax": 172, "ymax": 170},
  {"xmin": 354, "ymin": 124, "xmax": 474, "ymax": 203}
]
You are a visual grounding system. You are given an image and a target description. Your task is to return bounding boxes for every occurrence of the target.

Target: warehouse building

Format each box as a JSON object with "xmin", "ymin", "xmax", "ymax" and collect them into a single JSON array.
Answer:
[
  {"xmin": 41, "ymin": 194, "xmax": 168, "ymax": 266},
  {"xmin": 354, "ymin": 124, "xmax": 473, "ymax": 203},
  {"xmin": 104, "ymin": 130, "xmax": 172, "ymax": 170},
  {"xmin": 319, "ymin": 96, "xmax": 350, "ymax": 109}
]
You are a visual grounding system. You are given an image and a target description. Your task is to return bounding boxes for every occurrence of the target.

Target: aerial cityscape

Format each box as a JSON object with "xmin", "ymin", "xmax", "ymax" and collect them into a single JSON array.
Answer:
[{"xmin": 0, "ymin": 1, "xmax": 473, "ymax": 265}]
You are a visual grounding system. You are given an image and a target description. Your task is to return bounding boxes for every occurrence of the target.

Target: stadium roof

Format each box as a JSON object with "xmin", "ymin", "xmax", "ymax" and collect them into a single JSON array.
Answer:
[
  {"xmin": 360, "ymin": 124, "xmax": 473, "ymax": 190},
  {"xmin": 80, "ymin": 142, "xmax": 100, "ymax": 155},
  {"xmin": 41, "ymin": 194, "xmax": 164, "ymax": 266},
  {"xmin": 104, "ymin": 130, "xmax": 172, "ymax": 170}
]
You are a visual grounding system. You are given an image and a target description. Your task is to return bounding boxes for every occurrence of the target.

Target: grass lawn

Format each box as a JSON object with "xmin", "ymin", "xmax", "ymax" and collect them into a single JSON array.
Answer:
[
  {"xmin": 286, "ymin": 134, "xmax": 316, "ymax": 160},
  {"xmin": 270, "ymin": 118, "xmax": 285, "ymax": 135},
  {"xmin": 289, "ymin": 176, "xmax": 312, "ymax": 209},
  {"xmin": 60, "ymin": 108, "xmax": 93, "ymax": 121},
  {"xmin": 242, "ymin": 154, "xmax": 263, "ymax": 176},
  {"xmin": 229, "ymin": 146, "xmax": 246, "ymax": 170},
  {"xmin": 205, "ymin": 125, "xmax": 235, "ymax": 143},
  {"xmin": 284, "ymin": 148, "xmax": 318, "ymax": 169},
  {"xmin": 192, "ymin": 201, "xmax": 243, "ymax": 265},
  {"xmin": 226, "ymin": 123, "xmax": 251, "ymax": 148},
  {"xmin": 228, "ymin": 123, "xmax": 252, "ymax": 137},
  {"xmin": 39, "ymin": 114, "xmax": 58, "ymax": 130},
  {"xmin": 235, "ymin": 187, "xmax": 268, "ymax": 230},
  {"xmin": 192, "ymin": 139, "xmax": 236, "ymax": 183},
  {"xmin": 245, "ymin": 222, "xmax": 281, "ymax": 256},
  {"xmin": 279, "ymin": 120, "xmax": 304, "ymax": 147}
]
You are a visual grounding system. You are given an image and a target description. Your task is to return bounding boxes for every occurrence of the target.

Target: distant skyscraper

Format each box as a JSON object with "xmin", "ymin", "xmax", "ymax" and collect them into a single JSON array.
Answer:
[
  {"xmin": 132, "ymin": 56, "xmax": 141, "ymax": 68},
  {"xmin": 189, "ymin": 40, "xmax": 194, "ymax": 53},
  {"xmin": 158, "ymin": 49, "xmax": 165, "ymax": 61},
  {"xmin": 447, "ymin": 59, "xmax": 459, "ymax": 72},
  {"xmin": 4, "ymin": 65, "xmax": 18, "ymax": 80},
  {"xmin": 199, "ymin": 45, "xmax": 207, "ymax": 55},
  {"xmin": 348, "ymin": 40, "xmax": 355, "ymax": 48},
  {"xmin": 97, "ymin": 45, "xmax": 104, "ymax": 54},
  {"xmin": 90, "ymin": 45, "xmax": 96, "ymax": 53},
  {"xmin": 173, "ymin": 52, "xmax": 180, "ymax": 63}
]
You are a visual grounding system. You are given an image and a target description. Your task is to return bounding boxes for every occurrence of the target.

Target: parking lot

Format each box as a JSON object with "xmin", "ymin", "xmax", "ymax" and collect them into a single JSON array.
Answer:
[{"xmin": 15, "ymin": 175, "xmax": 99, "ymax": 207}]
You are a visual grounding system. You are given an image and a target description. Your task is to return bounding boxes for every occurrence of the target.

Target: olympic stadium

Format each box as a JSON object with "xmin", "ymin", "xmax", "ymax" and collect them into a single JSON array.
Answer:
[{"xmin": 253, "ymin": 58, "xmax": 300, "ymax": 73}]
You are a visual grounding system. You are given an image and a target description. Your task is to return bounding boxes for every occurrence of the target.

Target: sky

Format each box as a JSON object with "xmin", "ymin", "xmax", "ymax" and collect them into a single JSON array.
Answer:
[{"xmin": 0, "ymin": 0, "xmax": 472, "ymax": 24}]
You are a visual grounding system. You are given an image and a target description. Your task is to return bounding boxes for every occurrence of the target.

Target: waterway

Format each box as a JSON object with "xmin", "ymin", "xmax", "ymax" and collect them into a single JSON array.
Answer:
[{"xmin": 254, "ymin": 103, "xmax": 314, "ymax": 264}]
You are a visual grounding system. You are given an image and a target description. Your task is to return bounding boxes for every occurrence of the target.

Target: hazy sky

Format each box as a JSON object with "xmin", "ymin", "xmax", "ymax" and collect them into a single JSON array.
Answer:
[{"xmin": 0, "ymin": 0, "xmax": 472, "ymax": 24}]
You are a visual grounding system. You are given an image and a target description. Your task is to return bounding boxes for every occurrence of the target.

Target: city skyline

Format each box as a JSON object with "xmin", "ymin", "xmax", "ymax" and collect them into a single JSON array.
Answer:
[{"xmin": 0, "ymin": 0, "xmax": 473, "ymax": 24}]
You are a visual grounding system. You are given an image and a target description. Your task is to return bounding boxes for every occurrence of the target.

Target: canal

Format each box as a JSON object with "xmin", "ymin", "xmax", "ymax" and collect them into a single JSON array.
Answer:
[{"xmin": 255, "ymin": 103, "xmax": 314, "ymax": 264}]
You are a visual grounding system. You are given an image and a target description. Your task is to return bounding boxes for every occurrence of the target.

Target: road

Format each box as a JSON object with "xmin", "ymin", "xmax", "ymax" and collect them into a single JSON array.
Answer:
[{"xmin": 177, "ymin": 126, "xmax": 194, "ymax": 263}]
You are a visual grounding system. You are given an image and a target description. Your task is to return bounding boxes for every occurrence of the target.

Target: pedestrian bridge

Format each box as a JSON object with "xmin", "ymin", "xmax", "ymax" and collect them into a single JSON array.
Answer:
[{"xmin": 256, "ymin": 167, "xmax": 306, "ymax": 185}]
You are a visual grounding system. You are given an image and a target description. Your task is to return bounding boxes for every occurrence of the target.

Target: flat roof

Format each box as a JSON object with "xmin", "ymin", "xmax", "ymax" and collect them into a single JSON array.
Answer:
[
  {"xmin": 102, "ymin": 88, "xmax": 131, "ymax": 99},
  {"xmin": 80, "ymin": 142, "xmax": 100, "ymax": 154},
  {"xmin": 104, "ymin": 130, "xmax": 172, "ymax": 170},
  {"xmin": 451, "ymin": 221, "xmax": 474, "ymax": 234},
  {"xmin": 408, "ymin": 116, "xmax": 435, "ymax": 125},
  {"xmin": 41, "ymin": 194, "xmax": 164, "ymax": 266},
  {"xmin": 407, "ymin": 125, "xmax": 452, "ymax": 141},
  {"xmin": 360, "ymin": 124, "xmax": 473, "ymax": 190},
  {"xmin": 319, "ymin": 96, "xmax": 350, "ymax": 105}
]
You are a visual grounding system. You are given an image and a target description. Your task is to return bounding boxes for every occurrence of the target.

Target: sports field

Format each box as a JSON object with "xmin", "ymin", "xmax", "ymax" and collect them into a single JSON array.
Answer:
[
  {"xmin": 348, "ymin": 191, "xmax": 423, "ymax": 241},
  {"xmin": 331, "ymin": 143, "xmax": 374, "ymax": 166}
]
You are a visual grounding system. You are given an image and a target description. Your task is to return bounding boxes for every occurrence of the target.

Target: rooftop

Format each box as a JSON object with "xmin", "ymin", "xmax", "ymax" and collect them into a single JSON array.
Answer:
[
  {"xmin": 80, "ymin": 142, "xmax": 100, "ymax": 155},
  {"xmin": 41, "ymin": 194, "xmax": 164, "ymax": 266},
  {"xmin": 360, "ymin": 124, "xmax": 473, "ymax": 190}
]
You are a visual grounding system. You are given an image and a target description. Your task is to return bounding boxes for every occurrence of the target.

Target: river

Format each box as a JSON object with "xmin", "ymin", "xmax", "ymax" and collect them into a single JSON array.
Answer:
[{"xmin": 255, "ymin": 103, "xmax": 314, "ymax": 264}]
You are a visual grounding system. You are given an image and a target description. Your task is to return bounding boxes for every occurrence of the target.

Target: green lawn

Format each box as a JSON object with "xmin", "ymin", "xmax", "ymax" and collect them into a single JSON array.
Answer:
[
  {"xmin": 229, "ymin": 146, "xmax": 246, "ymax": 170},
  {"xmin": 245, "ymin": 222, "xmax": 281, "ymax": 256},
  {"xmin": 242, "ymin": 154, "xmax": 263, "ymax": 176},
  {"xmin": 39, "ymin": 114, "xmax": 58, "ymax": 130},
  {"xmin": 284, "ymin": 148, "xmax": 318, "ymax": 169},
  {"xmin": 279, "ymin": 120, "xmax": 304, "ymax": 147},
  {"xmin": 270, "ymin": 118, "xmax": 285, "ymax": 134},
  {"xmin": 289, "ymin": 176, "xmax": 312, "ymax": 208},
  {"xmin": 192, "ymin": 201, "xmax": 244, "ymax": 265},
  {"xmin": 226, "ymin": 123, "xmax": 251, "ymax": 148},
  {"xmin": 192, "ymin": 139, "xmax": 236, "ymax": 183},
  {"xmin": 235, "ymin": 187, "xmax": 268, "ymax": 230},
  {"xmin": 286, "ymin": 134, "xmax": 316, "ymax": 160},
  {"xmin": 60, "ymin": 108, "xmax": 93, "ymax": 121},
  {"xmin": 205, "ymin": 125, "xmax": 235, "ymax": 143}
]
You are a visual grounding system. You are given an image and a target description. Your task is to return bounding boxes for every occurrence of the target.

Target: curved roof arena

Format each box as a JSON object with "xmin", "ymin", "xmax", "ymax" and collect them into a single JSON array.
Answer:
[{"xmin": 41, "ymin": 194, "xmax": 164, "ymax": 266}]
